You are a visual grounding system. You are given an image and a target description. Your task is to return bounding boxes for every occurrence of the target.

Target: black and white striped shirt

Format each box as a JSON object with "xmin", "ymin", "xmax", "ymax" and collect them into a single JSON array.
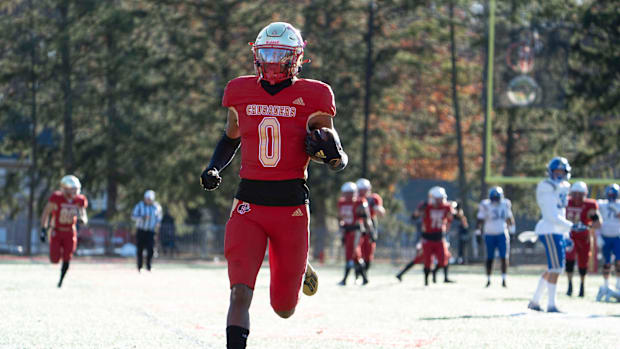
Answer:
[{"xmin": 132, "ymin": 200, "xmax": 162, "ymax": 231}]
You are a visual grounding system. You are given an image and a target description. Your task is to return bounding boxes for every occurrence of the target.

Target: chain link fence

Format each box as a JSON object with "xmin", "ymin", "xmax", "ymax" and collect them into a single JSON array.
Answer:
[
  {"xmin": 0, "ymin": 218, "xmax": 225, "ymax": 260},
  {"xmin": 0, "ymin": 217, "xmax": 555, "ymax": 268}
]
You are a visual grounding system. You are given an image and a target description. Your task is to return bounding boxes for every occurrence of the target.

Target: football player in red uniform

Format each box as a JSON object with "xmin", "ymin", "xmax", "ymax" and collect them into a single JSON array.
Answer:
[
  {"xmin": 40, "ymin": 175, "xmax": 88, "ymax": 288},
  {"xmin": 337, "ymin": 182, "xmax": 372, "ymax": 285},
  {"xmin": 565, "ymin": 181, "xmax": 601, "ymax": 297},
  {"xmin": 199, "ymin": 22, "xmax": 348, "ymax": 349},
  {"xmin": 356, "ymin": 178, "xmax": 384, "ymax": 274},
  {"xmin": 416, "ymin": 187, "xmax": 454, "ymax": 285}
]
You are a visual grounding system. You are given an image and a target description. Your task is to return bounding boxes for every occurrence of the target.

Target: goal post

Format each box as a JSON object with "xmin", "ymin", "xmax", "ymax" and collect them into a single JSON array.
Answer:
[{"xmin": 483, "ymin": 0, "xmax": 617, "ymax": 187}]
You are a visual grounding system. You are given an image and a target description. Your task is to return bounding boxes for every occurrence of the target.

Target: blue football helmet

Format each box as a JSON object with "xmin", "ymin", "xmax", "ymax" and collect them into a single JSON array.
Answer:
[
  {"xmin": 547, "ymin": 157, "xmax": 571, "ymax": 182},
  {"xmin": 606, "ymin": 183, "xmax": 619, "ymax": 201},
  {"xmin": 489, "ymin": 186, "xmax": 504, "ymax": 202}
]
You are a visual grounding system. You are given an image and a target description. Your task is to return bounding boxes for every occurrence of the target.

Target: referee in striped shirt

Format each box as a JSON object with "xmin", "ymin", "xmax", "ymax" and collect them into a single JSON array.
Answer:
[{"xmin": 132, "ymin": 190, "xmax": 162, "ymax": 272}]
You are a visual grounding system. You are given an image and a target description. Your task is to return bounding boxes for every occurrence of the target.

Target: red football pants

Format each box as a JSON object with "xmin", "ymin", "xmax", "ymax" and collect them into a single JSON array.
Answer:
[
  {"xmin": 344, "ymin": 230, "xmax": 361, "ymax": 262},
  {"xmin": 50, "ymin": 230, "xmax": 77, "ymax": 263},
  {"xmin": 422, "ymin": 240, "xmax": 446, "ymax": 269},
  {"xmin": 359, "ymin": 234, "xmax": 376, "ymax": 262},
  {"xmin": 566, "ymin": 231, "xmax": 591, "ymax": 269},
  {"xmin": 225, "ymin": 200, "xmax": 309, "ymax": 312}
]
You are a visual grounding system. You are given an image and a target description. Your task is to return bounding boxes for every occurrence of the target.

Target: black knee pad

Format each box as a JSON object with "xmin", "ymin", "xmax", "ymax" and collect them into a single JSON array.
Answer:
[
  {"xmin": 578, "ymin": 268, "xmax": 587, "ymax": 277},
  {"xmin": 565, "ymin": 260, "xmax": 575, "ymax": 273}
]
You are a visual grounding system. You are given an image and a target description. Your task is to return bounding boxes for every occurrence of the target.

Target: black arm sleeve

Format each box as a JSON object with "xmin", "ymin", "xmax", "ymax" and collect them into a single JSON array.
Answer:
[{"xmin": 207, "ymin": 134, "xmax": 241, "ymax": 172}]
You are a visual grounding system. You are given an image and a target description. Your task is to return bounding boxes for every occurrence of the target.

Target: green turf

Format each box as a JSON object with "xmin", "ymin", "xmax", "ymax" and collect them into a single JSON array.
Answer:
[{"xmin": 1, "ymin": 259, "xmax": 619, "ymax": 348}]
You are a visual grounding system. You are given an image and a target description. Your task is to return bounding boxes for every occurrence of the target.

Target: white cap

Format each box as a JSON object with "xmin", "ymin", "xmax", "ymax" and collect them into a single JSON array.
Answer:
[{"xmin": 144, "ymin": 190, "xmax": 155, "ymax": 201}]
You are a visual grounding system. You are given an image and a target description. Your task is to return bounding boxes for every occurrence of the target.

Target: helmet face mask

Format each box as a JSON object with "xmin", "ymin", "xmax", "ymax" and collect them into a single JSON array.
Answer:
[{"xmin": 255, "ymin": 48, "xmax": 298, "ymax": 85}]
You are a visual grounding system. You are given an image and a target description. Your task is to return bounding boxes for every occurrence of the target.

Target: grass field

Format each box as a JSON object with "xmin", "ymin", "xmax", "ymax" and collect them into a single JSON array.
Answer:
[{"xmin": 1, "ymin": 257, "xmax": 619, "ymax": 348}]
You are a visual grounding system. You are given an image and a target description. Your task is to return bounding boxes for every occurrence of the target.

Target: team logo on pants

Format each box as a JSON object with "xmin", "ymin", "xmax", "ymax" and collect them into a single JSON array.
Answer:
[{"xmin": 237, "ymin": 203, "xmax": 251, "ymax": 215}]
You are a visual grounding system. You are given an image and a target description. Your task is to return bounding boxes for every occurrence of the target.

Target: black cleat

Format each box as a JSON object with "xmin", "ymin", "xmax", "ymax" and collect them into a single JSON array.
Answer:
[
  {"xmin": 338, "ymin": 280, "xmax": 346, "ymax": 286},
  {"xmin": 432, "ymin": 271, "xmax": 437, "ymax": 284},
  {"xmin": 502, "ymin": 280, "xmax": 507, "ymax": 288},
  {"xmin": 396, "ymin": 274, "xmax": 402, "ymax": 282},
  {"xmin": 578, "ymin": 285, "xmax": 584, "ymax": 298},
  {"xmin": 485, "ymin": 281, "xmax": 491, "ymax": 288},
  {"xmin": 566, "ymin": 282, "xmax": 573, "ymax": 296},
  {"xmin": 547, "ymin": 306, "xmax": 562, "ymax": 313}
]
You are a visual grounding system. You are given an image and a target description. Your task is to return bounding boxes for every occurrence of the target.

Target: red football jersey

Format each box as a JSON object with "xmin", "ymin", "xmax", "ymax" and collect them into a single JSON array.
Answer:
[
  {"xmin": 48, "ymin": 191, "xmax": 88, "ymax": 233},
  {"xmin": 366, "ymin": 193, "xmax": 383, "ymax": 219},
  {"xmin": 222, "ymin": 76, "xmax": 336, "ymax": 181},
  {"xmin": 338, "ymin": 197, "xmax": 368, "ymax": 226},
  {"xmin": 566, "ymin": 198, "xmax": 598, "ymax": 230},
  {"xmin": 421, "ymin": 202, "xmax": 453, "ymax": 234}
]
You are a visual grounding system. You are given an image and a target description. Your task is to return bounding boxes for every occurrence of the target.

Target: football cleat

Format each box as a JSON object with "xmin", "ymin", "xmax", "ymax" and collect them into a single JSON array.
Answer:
[
  {"xmin": 303, "ymin": 263, "xmax": 318, "ymax": 296},
  {"xmin": 396, "ymin": 274, "xmax": 402, "ymax": 282},
  {"xmin": 527, "ymin": 301, "xmax": 543, "ymax": 312},
  {"xmin": 485, "ymin": 281, "xmax": 491, "ymax": 288},
  {"xmin": 502, "ymin": 280, "xmax": 507, "ymax": 288},
  {"xmin": 546, "ymin": 306, "xmax": 562, "ymax": 313}
]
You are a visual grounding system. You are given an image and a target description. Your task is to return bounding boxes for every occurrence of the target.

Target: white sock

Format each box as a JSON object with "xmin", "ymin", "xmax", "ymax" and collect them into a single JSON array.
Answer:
[
  {"xmin": 616, "ymin": 278, "xmax": 620, "ymax": 290},
  {"xmin": 547, "ymin": 283, "xmax": 557, "ymax": 308},
  {"xmin": 502, "ymin": 273, "xmax": 506, "ymax": 281},
  {"xmin": 532, "ymin": 277, "xmax": 547, "ymax": 304},
  {"xmin": 603, "ymin": 278, "xmax": 609, "ymax": 287}
]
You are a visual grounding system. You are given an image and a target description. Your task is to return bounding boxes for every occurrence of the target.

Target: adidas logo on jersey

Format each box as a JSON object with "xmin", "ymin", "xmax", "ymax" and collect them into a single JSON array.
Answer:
[
  {"xmin": 292, "ymin": 97, "xmax": 305, "ymax": 106},
  {"xmin": 291, "ymin": 208, "xmax": 304, "ymax": 217}
]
